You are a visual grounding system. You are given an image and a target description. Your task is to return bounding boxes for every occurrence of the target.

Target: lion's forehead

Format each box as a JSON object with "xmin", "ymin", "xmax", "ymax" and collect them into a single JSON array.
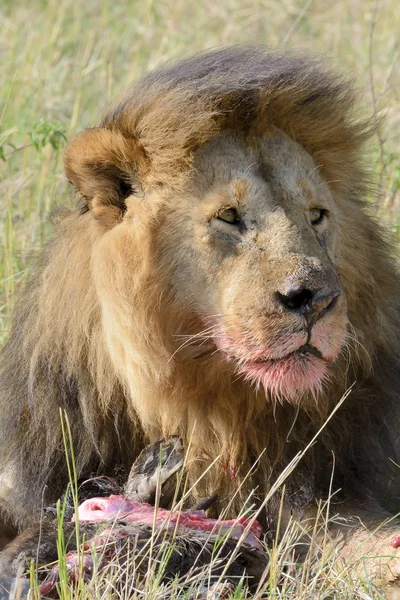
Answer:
[{"xmin": 190, "ymin": 132, "xmax": 331, "ymax": 212}]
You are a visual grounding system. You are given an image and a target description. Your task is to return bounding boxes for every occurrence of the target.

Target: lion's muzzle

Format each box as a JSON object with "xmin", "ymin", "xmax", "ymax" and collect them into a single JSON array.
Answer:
[{"xmin": 212, "ymin": 258, "xmax": 347, "ymax": 402}]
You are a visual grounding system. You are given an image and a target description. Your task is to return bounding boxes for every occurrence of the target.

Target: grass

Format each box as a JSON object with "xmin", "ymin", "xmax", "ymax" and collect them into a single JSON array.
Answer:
[
  {"xmin": 8, "ymin": 404, "xmax": 398, "ymax": 599},
  {"xmin": 23, "ymin": 410, "xmax": 392, "ymax": 600},
  {"xmin": 0, "ymin": 0, "xmax": 399, "ymax": 598}
]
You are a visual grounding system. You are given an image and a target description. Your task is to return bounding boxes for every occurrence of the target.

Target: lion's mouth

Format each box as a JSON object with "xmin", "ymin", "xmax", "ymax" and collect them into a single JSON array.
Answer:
[
  {"xmin": 200, "ymin": 318, "xmax": 346, "ymax": 400},
  {"xmin": 238, "ymin": 343, "xmax": 330, "ymax": 400},
  {"xmin": 250, "ymin": 343, "xmax": 323, "ymax": 364}
]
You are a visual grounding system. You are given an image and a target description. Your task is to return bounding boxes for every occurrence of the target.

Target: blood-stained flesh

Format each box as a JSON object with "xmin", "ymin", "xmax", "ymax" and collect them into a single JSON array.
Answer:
[{"xmin": 75, "ymin": 495, "xmax": 263, "ymax": 548}]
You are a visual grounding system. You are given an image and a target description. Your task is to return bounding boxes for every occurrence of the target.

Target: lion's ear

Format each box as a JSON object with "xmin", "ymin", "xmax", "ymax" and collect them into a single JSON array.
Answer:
[{"xmin": 64, "ymin": 128, "xmax": 147, "ymax": 226}]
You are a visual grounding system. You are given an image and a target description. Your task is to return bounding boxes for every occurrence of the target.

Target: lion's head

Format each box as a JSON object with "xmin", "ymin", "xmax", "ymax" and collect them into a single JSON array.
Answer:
[
  {"xmin": 158, "ymin": 132, "xmax": 347, "ymax": 401},
  {"xmin": 64, "ymin": 48, "xmax": 375, "ymax": 409},
  {"xmin": 2, "ymin": 47, "xmax": 400, "ymax": 525}
]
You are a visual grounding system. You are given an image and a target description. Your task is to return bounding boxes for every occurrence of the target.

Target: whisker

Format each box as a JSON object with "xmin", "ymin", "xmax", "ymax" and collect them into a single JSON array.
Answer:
[
  {"xmin": 306, "ymin": 164, "xmax": 324, "ymax": 178},
  {"xmin": 346, "ymin": 323, "xmax": 373, "ymax": 369},
  {"xmin": 313, "ymin": 179, "xmax": 342, "ymax": 189},
  {"xmin": 210, "ymin": 347, "xmax": 223, "ymax": 357},
  {"xmin": 169, "ymin": 323, "xmax": 227, "ymax": 362},
  {"xmin": 173, "ymin": 325, "xmax": 217, "ymax": 340}
]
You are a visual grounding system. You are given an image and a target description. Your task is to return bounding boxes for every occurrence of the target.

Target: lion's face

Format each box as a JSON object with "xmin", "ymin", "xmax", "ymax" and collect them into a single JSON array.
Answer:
[{"xmin": 159, "ymin": 133, "xmax": 348, "ymax": 401}]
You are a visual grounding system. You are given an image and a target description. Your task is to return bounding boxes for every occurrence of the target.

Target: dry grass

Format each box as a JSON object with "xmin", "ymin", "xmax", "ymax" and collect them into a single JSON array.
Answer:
[
  {"xmin": 20, "ymin": 406, "xmax": 393, "ymax": 599},
  {"xmin": 0, "ymin": 0, "xmax": 399, "ymax": 597},
  {"xmin": 30, "ymin": 516, "xmax": 390, "ymax": 600}
]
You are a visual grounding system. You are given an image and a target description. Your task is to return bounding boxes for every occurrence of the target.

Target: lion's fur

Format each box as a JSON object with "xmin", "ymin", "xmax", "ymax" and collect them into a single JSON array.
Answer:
[{"xmin": 1, "ymin": 47, "xmax": 400, "ymax": 532}]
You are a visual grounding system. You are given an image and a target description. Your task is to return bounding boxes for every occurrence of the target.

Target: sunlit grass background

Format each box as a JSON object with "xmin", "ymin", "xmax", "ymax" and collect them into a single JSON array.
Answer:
[{"xmin": 0, "ymin": 1, "xmax": 399, "ymax": 597}]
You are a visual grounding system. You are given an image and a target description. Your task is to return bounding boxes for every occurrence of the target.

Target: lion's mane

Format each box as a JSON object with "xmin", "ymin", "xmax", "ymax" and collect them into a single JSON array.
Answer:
[{"xmin": 1, "ymin": 47, "xmax": 400, "ymax": 529}]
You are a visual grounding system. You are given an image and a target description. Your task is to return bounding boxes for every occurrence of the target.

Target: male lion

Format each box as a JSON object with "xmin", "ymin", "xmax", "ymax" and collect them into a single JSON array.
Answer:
[{"xmin": 0, "ymin": 47, "xmax": 399, "ymax": 591}]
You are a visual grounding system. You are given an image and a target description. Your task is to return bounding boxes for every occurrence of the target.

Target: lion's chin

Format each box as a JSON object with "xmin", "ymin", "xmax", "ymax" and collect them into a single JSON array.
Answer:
[{"xmin": 240, "ymin": 353, "xmax": 329, "ymax": 401}]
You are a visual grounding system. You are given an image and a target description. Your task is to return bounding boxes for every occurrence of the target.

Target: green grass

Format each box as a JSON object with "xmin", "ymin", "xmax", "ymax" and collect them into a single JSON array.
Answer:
[{"xmin": 0, "ymin": 0, "xmax": 399, "ymax": 597}]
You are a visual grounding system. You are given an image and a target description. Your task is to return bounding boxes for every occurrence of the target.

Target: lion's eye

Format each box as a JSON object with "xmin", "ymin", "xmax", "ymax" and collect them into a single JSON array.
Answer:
[
  {"xmin": 217, "ymin": 207, "xmax": 239, "ymax": 225},
  {"xmin": 309, "ymin": 208, "xmax": 326, "ymax": 226}
]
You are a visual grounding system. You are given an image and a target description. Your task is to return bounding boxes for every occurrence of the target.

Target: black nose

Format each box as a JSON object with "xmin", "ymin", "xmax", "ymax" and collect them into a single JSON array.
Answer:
[{"xmin": 276, "ymin": 285, "xmax": 340, "ymax": 318}]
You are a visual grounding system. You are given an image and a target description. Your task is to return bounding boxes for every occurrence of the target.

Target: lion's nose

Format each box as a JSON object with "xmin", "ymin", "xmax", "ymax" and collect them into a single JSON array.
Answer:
[{"xmin": 276, "ymin": 285, "xmax": 340, "ymax": 319}]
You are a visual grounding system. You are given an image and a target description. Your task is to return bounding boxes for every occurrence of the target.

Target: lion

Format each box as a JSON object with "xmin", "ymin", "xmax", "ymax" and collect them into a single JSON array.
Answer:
[{"xmin": 0, "ymin": 46, "xmax": 399, "ymax": 592}]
